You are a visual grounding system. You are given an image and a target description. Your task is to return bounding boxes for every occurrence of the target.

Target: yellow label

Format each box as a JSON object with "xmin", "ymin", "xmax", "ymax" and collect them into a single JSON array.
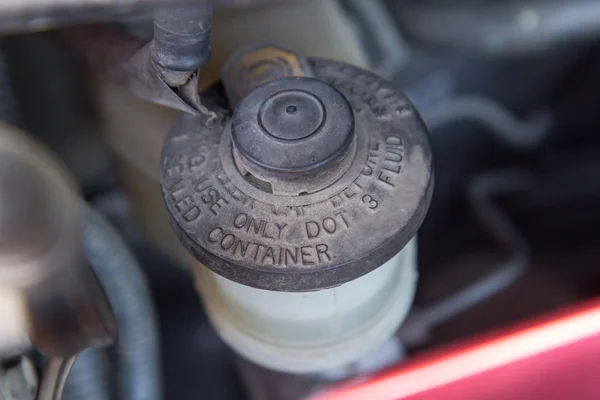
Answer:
[{"xmin": 222, "ymin": 46, "xmax": 312, "ymax": 105}]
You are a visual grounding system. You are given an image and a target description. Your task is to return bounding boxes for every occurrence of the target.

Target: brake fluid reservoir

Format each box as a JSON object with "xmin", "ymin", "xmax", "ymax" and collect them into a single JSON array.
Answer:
[{"xmin": 160, "ymin": 46, "xmax": 433, "ymax": 373}]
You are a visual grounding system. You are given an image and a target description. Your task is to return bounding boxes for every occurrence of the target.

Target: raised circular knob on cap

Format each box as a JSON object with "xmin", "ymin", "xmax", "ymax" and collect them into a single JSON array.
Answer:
[
  {"xmin": 231, "ymin": 77, "xmax": 355, "ymax": 193},
  {"xmin": 258, "ymin": 89, "xmax": 325, "ymax": 141}
]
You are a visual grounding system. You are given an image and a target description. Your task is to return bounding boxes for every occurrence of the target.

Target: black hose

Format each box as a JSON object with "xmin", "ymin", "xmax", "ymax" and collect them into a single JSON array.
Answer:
[
  {"xmin": 152, "ymin": 4, "xmax": 213, "ymax": 74},
  {"xmin": 418, "ymin": 171, "xmax": 533, "ymax": 328},
  {"xmin": 63, "ymin": 349, "xmax": 109, "ymax": 400},
  {"xmin": 422, "ymin": 96, "xmax": 552, "ymax": 150},
  {"xmin": 66, "ymin": 207, "xmax": 162, "ymax": 400},
  {"xmin": 402, "ymin": 170, "xmax": 533, "ymax": 347}
]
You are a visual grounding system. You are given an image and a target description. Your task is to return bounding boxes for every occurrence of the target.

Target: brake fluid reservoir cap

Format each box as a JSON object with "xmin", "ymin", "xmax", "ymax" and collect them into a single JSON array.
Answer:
[{"xmin": 160, "ymin": 59, "xmax": 433, "ymax": 292}]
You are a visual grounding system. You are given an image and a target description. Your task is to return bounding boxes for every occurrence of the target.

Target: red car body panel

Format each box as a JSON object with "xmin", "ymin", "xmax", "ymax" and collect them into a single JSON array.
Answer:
[{"xmin": 313, "ymin": 299, "xmax": 600, "ymax": 400}]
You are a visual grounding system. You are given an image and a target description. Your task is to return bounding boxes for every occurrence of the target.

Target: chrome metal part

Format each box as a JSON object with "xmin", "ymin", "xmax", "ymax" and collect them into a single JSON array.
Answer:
[
  {"xmin": 0, "ymin": 123, "xmax": 116, "ymax": 358},
  {"xmin": 0, "ymin": 356, "xmax": 38, "ymax": 400},
  {"xmin": 37, "ymin": 357, "xmax": 76, "ymax": 400}
]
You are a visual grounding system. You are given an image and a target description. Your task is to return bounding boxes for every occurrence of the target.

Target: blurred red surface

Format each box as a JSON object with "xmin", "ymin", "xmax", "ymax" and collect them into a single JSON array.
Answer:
[{"xmin": 313, "ymin": 298, "xmax": 600, "ymax": 400}]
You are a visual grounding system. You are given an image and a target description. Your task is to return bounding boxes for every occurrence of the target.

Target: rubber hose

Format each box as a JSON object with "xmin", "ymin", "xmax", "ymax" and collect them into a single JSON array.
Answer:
[
  {"xmin": 63, "ymin": 349, "xmax": 110, "ymax": 400},
  {"xmin": 69, "ymin": 207, "xmax": 162, "ymax": 400},
  {"xmin": 152, "ymin": 4, "xmax": 213, "ymax": 73}
]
